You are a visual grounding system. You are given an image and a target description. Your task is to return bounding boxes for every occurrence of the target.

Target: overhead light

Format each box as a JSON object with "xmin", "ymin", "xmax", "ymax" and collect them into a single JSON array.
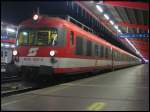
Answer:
[
  {"xmin": 23, "ymin": 32, "xmax": 27, "ymax": 35},
  {"xmin": 96, "ymin": 5, "xmax": 103, "ymax": 13},
  {"xmin": 114, "ymin": 25, "xmax": 118, "ymax": 30},
  {"xmin": 6, "ymin": 28, "xmax": 15, "ymax": 33},
  {"xmin": 33, "ymin": 14, "xmax": 39, "ymax": 21},
  {"xmin": 117, "ymin": 29, "xmax": 122, "ymax": 33},
  {"xmin": 4, "ymin": 44, "xmax": 10, "ymax": 47},
  {"xmin": 104, "ymin": 14, "xmax": 109, "ymax": 20},
  {"xmin": 125, "ymin": 38, "xmax": 143, "ymax": 58},
  {"xmin": 1, "ymin": 43, "xmax": 4, "ymax": 47},
  {"xmin": 11, "ymin": 45, "xmax": 16, "ymax": 48},
  {"xmin": 109, "ymin": 20, "xmax": 114, "ymax": 25}
]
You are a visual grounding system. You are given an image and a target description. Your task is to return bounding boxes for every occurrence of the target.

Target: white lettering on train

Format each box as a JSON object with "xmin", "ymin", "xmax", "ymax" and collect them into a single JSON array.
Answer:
[{"xmin": 27, "ymin": 48, "xmax": 39, "ymax": 56}]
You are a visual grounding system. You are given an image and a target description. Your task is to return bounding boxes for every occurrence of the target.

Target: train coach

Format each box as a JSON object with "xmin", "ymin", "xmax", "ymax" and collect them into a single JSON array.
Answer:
[{"xmin": 12, "ymin": 14, "xmax": 141, "ymax": 79}]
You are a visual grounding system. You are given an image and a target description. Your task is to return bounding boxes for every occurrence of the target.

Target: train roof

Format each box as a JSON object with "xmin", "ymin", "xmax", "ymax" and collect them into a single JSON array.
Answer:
[{"xmin": 20, "ymin": 15, "xmax": 139, "ymax": 60}]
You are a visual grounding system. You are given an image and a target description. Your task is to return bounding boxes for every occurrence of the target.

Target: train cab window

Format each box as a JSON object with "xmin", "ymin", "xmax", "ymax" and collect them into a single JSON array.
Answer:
[
  {"xmin": 37, "ymin": 31, "xmax": 49, "ymax": 45},
  {"xmin": 70, "ymin": 31, "xmax": 74, "ymax": 45},
  {"xmin": 76, "ymin": 36, "xmax": 83, "ymax": 55},
  {"xmin": 18, "ymin": 31, "xmax": 28, "ymax": 45}
]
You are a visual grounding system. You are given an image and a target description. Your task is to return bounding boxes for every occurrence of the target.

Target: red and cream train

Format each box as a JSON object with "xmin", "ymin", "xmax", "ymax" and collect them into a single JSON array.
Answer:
[{"xmin": 12, "ymin": 14, "xmax": 141, "ymax": 78}]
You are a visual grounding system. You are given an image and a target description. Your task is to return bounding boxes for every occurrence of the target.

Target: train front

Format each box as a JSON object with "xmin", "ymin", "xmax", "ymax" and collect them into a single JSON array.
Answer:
[{"xmin": 13, "ymin": 14, "xmax": 67, "ymax": 79}]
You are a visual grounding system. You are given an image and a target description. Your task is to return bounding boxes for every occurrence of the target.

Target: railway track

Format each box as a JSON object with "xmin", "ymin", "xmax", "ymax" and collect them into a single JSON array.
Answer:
[
  {"xmin": 1, "ymin": 72, "xmax": 99, "ymax": 97},
  {"xmin": 1, "ymin": 76, "xmax": 21, "ymax": 84},
  {"xmin": 1, "ymin": 81, "xmax": 38, "ymax": 97}
]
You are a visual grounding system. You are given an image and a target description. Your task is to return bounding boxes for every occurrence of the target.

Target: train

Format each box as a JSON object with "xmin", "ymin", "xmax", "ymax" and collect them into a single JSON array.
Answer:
[{"xmin": 12, "ymin": 14, "xmax": 141, "ymax": 79}]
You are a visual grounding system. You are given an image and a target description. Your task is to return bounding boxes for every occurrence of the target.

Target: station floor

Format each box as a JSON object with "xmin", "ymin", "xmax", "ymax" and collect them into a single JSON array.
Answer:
[{"xmin": 1, "ymin": 64, "xmax": 149, "ymax": 111}]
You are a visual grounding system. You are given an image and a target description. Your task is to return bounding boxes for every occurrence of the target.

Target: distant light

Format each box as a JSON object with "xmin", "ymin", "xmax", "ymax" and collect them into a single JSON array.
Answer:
[
  {"xmin": 11, "ymin": 45, "xmax": 16, "ymax": 48},
  {"xmin": 109, "ymin": 20, "xmax": 114, "ymax": 25},
  {"xmin": 117, "ymin": 29, "xmax": 122, "ymax": 33},
  {"xmin": 104, "ymin": 14, "xmax": 109, "ymax": 20},
  {"xmin": 6, "ymin": 28, "xmax": 15, "ymax": 33},
  {"xmin": 114, "ymin": 25, "xmax": 118, "ymax": 30},
  {"xmin": 33, "ymin": 14, "xmax": 39, "ymax": 20},
  {"xmin": 13, "ymin": 50, "xmax": 18, "ymax": 56},
  {"xmin": 125, "ymin": 38, "xmax": 144, "ymax": 58},
  {"xmin": 4, "ymin": 44, "xmax": 10, "ymax": 47},
  {"xmin": 23, "ymin": 32, "xmax": 28, "ymax": 36},
  {"xmin": 96, "ymin": 5, "xmax": 103, "ymax": 13},
  {"xmin": 1, "ymin": 43, "xmax": 4, "ymax": 47}
]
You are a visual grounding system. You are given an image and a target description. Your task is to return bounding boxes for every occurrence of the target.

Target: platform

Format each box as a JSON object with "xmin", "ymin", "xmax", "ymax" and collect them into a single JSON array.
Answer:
[{"xmin": 1, "ymin": 64, "xmax": 149, "ymax": 111}]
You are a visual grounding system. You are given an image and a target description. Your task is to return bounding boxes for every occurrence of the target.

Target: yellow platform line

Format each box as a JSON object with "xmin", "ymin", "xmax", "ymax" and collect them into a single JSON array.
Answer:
[{"xmin": 87, "ymin": 102, "xmax": 106, "ymax": 111}]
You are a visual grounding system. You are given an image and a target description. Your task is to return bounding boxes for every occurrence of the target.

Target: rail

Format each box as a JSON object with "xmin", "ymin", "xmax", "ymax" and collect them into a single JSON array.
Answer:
[{"xmin": 66, "ymin": 15, "xmax": 96, "ymax": 35}]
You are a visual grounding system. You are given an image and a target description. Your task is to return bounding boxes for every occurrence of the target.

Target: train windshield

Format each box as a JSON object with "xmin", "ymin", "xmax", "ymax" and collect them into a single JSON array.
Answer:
[{"xmin": 18, "ymin": 27, "xmax": 65, "ymax": 46}]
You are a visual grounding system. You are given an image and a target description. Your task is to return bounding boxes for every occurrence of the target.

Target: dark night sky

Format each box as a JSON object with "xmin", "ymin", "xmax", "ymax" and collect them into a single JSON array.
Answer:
[{"xmin": 1, "ymin": 1, "xmax": 67, "ymax": 25}]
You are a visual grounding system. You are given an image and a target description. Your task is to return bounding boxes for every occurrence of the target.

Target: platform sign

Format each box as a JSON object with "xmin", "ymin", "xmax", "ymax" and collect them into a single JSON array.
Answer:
[{"xmin": 119, "ymin": 33, "xmax": 149, "ymax": 38}]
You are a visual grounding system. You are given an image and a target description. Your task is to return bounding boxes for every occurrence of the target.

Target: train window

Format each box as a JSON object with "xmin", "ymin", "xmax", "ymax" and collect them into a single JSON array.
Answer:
[
  {"xmin": 98, "ymin": 45, "xmax": 101, "ymax": 57},
  {"xmin": 103, "ymin": 46, "xmax": 106, "ymax": 58},
  {"xmin": 76, "ymin": 36, "xmax": 83, "ymax": 55},
  {"xmin": 70, "ymin": 31, "xmax": 74, "ymax": 45},
  {"xmin": 94, "ymin": 44, "xmax": 99, "ymax": 56},
  {"xmin": 37, "ymin": 31, "xmax": 49, "ymax": 45},
  {"xmin": 105, "ymin": 47, "xmax": 108, "ymax": 58},
  {"xmin": 108, "ymin": 48, "xmax": 111, "ymax": 58},
  {"xmin": 57, "ymin": 28, "xmax": 66, "ymax": 46},
  {"xmin": 86, "ymin": 40, "xmax": 92, "ymax": 56},
  {"xmin": 100, "ymin": 45, "xmax": 104, "ymax": 57},
  {"xmin": 29, "ymin": 32, "xmax": 36, "ymax": 45},
  {"xmin": 18, "ymin": 31, "xmax": 28, "ymax": 45}
]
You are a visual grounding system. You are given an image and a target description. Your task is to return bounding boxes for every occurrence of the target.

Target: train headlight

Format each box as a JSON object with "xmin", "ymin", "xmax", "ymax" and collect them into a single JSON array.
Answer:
[
  {"xmin": 33, "ymin": 14, "xmax": 39, "ymax": 21},
  {"xmin": 13, "ymin": 50, "xmax": 18, "ymax": 56},
  {"xmin": 49, "ymin": 50, "xmax": 55, "ymax": 57}
]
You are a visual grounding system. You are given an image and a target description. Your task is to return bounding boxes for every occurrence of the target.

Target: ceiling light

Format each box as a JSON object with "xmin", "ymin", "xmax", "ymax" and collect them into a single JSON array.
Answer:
[
  {"xmin": 6, "ymin": 28, "xmax": 15, "ymax": 33},
  {"xmin": 96, "ymin": 5, "xmax": 103, "ymax": 13},
  {"xmin": 114, "ymin": 25, "xmax": 118, "ymax": 30},
  {"xmin": 109, "ymin": 20, "xmax": 114, "ymax": 25},
  {"xmin": 104, "ymin": 14, "xmax": 109, "ymax": 20},
  {"xmin": 117, "ymin": 29, "xmax": 122, "ymax": 33}
]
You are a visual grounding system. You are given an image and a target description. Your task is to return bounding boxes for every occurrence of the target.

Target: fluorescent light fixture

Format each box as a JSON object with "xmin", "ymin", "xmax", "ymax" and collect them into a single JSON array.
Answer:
[
  {"xmin": 6, "ymin": 28, "xmax": 15, "ymax": 33},
  {"xmin": 104, "ymin": 14, "xmax": 109, "ymax": 20},
  {"xmin": 23, "ymin": 32, "xmax": 28, "ymax": 36},
  {"xmin": 143, "ymin": 58, "xmax": 149, "ymax": 62},
  {"xmin": 4, "ymin": 44, "xmax": 10, "ymax": 47},
  {"xmin": 96, "ymin": 5, "xmax": 103, "ymax": 13},
  {"xmin": 117, "ymin": 29, "xmax": 122, "ymax": 33},
  {"xmin": 11, "ymin": 45, "xmax": 16, "ymax": 48},
  {"xmin": 109, "ymin": 20, "xmax": 114, "ymax": 25},
  {"xmin": 114, "ymin": 25, "xmax": 118, "ymax": 29},
  {"xmin": 1, "ymin": 43, "xmax": 4, "ymax": 47},
  {"xmin": 125, "ymin": 38, "xmax": 143, "ymax": 58}
]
